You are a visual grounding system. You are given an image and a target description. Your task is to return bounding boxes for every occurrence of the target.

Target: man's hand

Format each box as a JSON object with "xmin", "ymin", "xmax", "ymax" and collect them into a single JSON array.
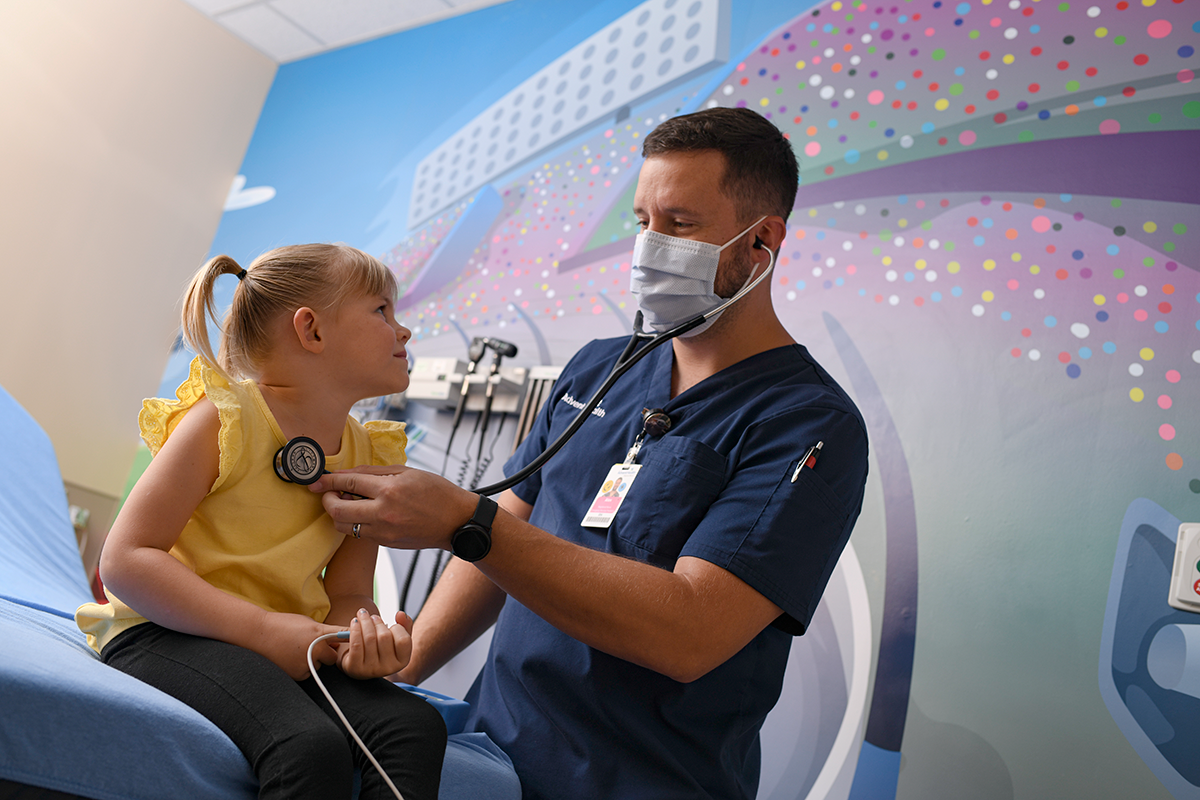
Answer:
[
  {"xmin": 337, "ymin": 609, "xmax": 415, "ymax": 680},
  {"xmin": 309, "ymin": 465, "xmax": 476, "ymax": 551}
]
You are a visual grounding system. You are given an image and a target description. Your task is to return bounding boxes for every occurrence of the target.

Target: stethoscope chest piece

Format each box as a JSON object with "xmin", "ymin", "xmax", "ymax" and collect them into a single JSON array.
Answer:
[{"xmin": 274, "ymin": 436, "xmax": 326, "ymax": 485}]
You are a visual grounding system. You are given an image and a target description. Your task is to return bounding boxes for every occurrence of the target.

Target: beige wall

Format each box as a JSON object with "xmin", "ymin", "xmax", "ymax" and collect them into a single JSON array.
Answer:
[{"xmin": 0, "ymin": 0, "xmax": 276, "ymax": 496}]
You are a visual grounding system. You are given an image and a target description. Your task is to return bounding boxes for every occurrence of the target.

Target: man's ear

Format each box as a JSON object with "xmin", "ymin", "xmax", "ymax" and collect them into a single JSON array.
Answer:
[
  {"xmin": 755, "ymin": 216, "xmax": 788, "ymax": 254},
  {"xmin": 748, "ymin": 216, "xmax": 787, "ymax": 273},
  {"xmin": 293, "ymin": 307, "xmax": 325, "ymax": 354}
]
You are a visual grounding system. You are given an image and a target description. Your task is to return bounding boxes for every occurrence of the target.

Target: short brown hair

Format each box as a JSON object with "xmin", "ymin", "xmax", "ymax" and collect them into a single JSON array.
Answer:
[{"xmin": 641, "ymin": 106, "xmax": 799, "ymax": 222}]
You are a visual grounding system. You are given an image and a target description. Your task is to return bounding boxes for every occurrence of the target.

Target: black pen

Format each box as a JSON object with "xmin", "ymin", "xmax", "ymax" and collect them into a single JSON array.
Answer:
[{"xmin": 791, "ymin": 441, "xmax": 823, "ymax": 483}]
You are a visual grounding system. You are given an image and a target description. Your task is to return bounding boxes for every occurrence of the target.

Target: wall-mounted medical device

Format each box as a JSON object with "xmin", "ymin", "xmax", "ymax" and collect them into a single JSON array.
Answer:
[{"xmin": 406, "ymin": 357, "xmax": 527, "ymax": 414}]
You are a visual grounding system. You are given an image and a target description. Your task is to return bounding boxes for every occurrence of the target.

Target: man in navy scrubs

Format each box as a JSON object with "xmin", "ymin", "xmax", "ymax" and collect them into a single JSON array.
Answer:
[{"xmin": 315, "ymin": 107, "xmax": 870, "ymax": 799}]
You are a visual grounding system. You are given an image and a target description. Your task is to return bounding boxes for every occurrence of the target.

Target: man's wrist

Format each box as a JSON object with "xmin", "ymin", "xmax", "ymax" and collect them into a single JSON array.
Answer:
[{"xmin": 450, "ymin": 494, "xmax": 498, "ymax": 562}]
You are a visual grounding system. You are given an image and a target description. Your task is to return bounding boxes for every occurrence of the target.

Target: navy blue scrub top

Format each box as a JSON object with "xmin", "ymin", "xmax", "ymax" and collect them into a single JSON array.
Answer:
[{"xmin": 465, "ymin": 335, "xmax": 869, "ymax": 800}]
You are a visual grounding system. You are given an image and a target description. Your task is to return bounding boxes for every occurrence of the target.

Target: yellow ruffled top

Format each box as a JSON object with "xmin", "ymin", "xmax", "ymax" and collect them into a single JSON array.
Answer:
[{"xmin": 76, "ymin": 357, "xmax": 406, "ymax": 654}]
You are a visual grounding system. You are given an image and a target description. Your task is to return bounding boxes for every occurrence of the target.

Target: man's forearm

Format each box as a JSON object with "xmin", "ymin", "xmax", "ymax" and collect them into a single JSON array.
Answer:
[
  {"xmin": 473, "ymin": 509, "xmax": 781, "ymax": 683},
  {"xmin": 317, "ymin": 468, "xmax": 780, "ymax": 682},
  {"xmin": 400, "ymin": 556, "xmax": 506, "ymax": 685}
]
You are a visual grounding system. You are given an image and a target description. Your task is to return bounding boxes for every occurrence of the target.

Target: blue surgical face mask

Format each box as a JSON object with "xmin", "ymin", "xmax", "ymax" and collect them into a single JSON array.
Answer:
[{"xmin": 630, "ymin": 216, "xmax": 768, "ymax": 337}]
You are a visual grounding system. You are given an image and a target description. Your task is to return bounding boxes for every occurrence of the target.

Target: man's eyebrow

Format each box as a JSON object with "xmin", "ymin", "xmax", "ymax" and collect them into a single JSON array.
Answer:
[{"xmin": 631, "ymin": 205, "xmax": 706, "ymax": 218}]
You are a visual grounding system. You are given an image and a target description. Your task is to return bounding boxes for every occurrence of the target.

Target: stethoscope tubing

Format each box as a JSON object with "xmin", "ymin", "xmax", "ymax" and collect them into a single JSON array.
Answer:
[
  {"xmin": 471, "ymin": 312, "xmax": 696, "ymax": 496},
  {"xmin": 473, "ymin": 247, "xmax": 776, "ymax": 497}
]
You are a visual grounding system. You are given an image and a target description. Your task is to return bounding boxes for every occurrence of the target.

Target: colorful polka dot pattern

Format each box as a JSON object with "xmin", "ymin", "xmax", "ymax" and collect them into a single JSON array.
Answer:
[
  {"xmin": 395, "ymin": 115, "xmax": 660, "ymax": 338},
  {"xmin": 711, "ymin": 0, "xmax": 1197, "ymax": 488},
  {"xmin": 386, "ymin": 0, "xmax": 1198, "ymax": 493},
  {"xmin": 719, "ymin": 0, "xmax": 1198, "ymax": 179},
  {"xmin": 381, "ymin": 205, "xmax": 467, "ymax": 299},
  {"xmin": 776, "ymin": 190, "xmax": 1196, "ymax": 484}
]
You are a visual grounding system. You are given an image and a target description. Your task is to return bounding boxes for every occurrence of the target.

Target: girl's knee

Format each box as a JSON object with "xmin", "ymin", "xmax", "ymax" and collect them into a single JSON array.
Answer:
[
  {"xmin": 259, "ymin": 721, "xmax": 354, "ymax": 798},
  {"xmin": 397, "ymin": 694, "xmax": 449, "ymax": 755}
]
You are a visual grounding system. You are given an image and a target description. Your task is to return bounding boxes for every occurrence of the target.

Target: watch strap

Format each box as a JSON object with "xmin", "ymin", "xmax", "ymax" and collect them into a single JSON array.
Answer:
[{"xmin": 469, "ymin": 493, "xmax": 498, "ymax": 529}]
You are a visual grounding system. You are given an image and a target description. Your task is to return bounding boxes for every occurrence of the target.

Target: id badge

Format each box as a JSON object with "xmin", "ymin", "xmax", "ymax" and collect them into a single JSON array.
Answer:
[{"xmin": 581, "ymin": 463, "xmax": 641, "ymax": 528}]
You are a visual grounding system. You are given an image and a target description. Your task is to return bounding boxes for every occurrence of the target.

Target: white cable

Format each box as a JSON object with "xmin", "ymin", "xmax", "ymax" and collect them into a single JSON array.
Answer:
[
  {"xmin": 701, "ymin": 245, "xmax": 778, "ymax": 323},
  {"xmin": 307, "ymin": 632, "xmax": 405, "ymax": 800}
]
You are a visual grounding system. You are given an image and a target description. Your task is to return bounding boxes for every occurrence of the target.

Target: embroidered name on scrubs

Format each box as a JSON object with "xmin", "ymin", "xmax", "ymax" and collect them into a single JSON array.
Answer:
[
  {"xmin": 560, "ymin": 392, "xmax": 606, "ymax": 418},
  {"xmin": 581, "ymin": 408, "xmax": 672, "ymax": 528}
]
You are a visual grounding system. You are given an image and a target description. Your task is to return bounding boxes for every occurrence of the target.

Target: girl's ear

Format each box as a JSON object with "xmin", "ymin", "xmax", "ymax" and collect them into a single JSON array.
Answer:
[{"xmin": 293, "ymin": 307, "xmax": 325, "ymax": 354}]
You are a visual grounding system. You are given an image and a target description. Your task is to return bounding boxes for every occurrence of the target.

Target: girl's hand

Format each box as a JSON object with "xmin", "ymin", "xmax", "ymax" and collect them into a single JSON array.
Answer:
[
  {"xmin": 337, "ymin": 609, "xmax": 415, "ymax": 680},
  {"xmin": 257, "ymin": 611, "xmax": 346, "ymax": 681}
]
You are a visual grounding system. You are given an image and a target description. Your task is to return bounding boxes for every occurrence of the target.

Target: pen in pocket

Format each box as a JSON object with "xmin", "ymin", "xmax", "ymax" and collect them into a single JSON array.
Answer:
[{"xmin": 791, "ymin": 441, "xmax": 823, "ymax": 483}]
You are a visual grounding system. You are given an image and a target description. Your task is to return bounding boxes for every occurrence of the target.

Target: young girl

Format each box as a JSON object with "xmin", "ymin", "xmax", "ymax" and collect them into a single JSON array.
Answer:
[{"xmin": 76, "ymin": 244, "xmax": 446, "ymax": 800}]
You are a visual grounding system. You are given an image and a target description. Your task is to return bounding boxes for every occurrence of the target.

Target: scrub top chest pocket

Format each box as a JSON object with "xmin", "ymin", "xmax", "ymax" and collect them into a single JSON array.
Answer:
[{"xmin": 612, "ymin": 435, "xmax": 727, "ymax": 568}]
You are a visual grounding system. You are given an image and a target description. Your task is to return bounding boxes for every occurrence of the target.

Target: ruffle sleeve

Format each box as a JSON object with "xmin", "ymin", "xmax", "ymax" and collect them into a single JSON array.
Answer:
[
  {"xmin": 137, "ymin": 356, "xmax": 244, "ymax": 492},
  {"xmin": 364, "ymin": 420, "xmax": 408, "ymax": 467}
]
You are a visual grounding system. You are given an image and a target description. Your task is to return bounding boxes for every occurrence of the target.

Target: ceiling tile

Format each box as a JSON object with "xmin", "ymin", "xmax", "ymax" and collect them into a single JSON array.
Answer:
[
  {"xmin": 270, "ymin": 0, "xmax": 455, "ymax": 49},
  {"xmin": 271, "ymin": 0, "xmax": 514, "ymax": 53},
  {"xmin": 180, "ymin": 0, "xmax": 258, "ymax": 16},
  {"xmin": 218, "ymin": 3, "xmax": 324, "ymax": 62},
  {"xmin": 179, "ymin": 0, "xmax": 515, "ymax": 63}
]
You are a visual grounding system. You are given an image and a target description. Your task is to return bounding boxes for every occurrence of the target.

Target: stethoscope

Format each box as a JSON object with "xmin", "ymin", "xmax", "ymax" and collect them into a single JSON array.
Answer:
[
  {"xmin": 274, "ymin": 241, "xmax": 777, "ymax": 496},
  {"xmin": 276, "ymin": 243, "xmax": 775, "ymax": 800}
]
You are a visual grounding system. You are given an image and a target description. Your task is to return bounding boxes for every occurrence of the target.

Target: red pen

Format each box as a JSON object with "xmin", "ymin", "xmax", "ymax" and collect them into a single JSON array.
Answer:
[{"xmin": 791, "ymin": 441, "xmax": 823, "ymax": 483}]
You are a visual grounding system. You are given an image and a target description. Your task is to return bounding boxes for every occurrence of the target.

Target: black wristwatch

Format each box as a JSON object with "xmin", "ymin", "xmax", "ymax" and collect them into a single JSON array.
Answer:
[{"xmin": 451, "ymin": 494, "xmax": 498, "ymax": 562}]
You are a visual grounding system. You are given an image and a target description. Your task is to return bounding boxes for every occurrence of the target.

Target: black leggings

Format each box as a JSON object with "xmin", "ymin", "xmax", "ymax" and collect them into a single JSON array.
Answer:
[{"xmin": 102, "ymin": 623, "xmax": 446, "ymax": 800}]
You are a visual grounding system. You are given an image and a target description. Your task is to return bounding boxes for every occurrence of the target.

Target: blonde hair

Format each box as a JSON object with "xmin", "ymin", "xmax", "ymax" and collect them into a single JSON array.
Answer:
[{"xmin": 181, "ymin": 243, "xmax": 397, "ymax": 380}]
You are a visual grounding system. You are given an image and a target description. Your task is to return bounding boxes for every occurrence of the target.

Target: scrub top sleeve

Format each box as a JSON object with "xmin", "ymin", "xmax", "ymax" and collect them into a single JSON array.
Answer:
[{"xmin": 678, "ymin": 404, "xmax": 868, "ymax": 633}]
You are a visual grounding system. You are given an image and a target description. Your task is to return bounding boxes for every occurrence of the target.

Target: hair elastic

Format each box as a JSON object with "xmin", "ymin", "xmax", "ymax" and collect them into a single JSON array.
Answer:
[{"xmin": 236, "ymin": 268, "xmax": 247, "ymax": 281}]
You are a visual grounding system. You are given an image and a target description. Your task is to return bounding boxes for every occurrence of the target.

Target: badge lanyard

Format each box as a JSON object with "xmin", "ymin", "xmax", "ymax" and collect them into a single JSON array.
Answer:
[{"xmin": 581, "ymin": 408, "xmax": 672, "ymax": 528}]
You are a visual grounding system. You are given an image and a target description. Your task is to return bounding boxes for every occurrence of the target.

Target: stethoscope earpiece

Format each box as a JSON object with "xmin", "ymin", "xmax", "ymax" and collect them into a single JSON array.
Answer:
[{"xmin": 274, "ymin": 436, "xmax": 327, "ymax": 485}]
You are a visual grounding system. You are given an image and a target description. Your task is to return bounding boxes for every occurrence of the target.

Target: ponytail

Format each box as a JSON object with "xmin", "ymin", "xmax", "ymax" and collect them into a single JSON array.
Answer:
[
  {"xmin": 179, "ymin": 244, "xmax": 397, "ymax": 382},
  {"xmin": 181, "ymin": 254, "xmax": 245, "ymax": 378}
]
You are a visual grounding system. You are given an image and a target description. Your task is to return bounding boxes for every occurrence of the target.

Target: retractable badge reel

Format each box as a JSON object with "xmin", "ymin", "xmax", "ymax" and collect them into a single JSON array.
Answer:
[{"xmin": 581, "ymin": 408, "xmax": 671, "ymax": 529}]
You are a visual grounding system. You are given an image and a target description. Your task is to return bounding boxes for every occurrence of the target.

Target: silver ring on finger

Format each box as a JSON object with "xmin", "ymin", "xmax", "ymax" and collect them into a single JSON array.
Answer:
[{"xmin": 352, "ymin": 523, "xmax": 361, "ymax": 538}]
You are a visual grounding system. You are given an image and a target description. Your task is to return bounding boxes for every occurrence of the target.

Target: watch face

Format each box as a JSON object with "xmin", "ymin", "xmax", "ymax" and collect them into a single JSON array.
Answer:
[{"xmin": 453, "ymin": 525, "xmax": 491, "ymax": 562}]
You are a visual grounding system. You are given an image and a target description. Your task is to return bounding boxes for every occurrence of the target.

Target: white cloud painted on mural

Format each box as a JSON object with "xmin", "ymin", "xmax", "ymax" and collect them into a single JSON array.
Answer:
[{"xmin": 224, "ymin": 174, "xmax": 276, "ymax": 211}]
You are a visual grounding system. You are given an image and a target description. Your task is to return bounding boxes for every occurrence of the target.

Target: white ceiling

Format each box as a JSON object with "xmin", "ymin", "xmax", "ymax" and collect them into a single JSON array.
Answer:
[{"xmin": 181, "ymin": 0, "xmax": 515, "ymax": 63}]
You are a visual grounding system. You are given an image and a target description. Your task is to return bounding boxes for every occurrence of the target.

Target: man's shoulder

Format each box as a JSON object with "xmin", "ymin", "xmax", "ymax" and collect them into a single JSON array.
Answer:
[
  {"xmin": 740, "ymin": 344, "xmax": 865, "ymax": 424},
  {"xmin": 573, "ymin": 334, "xmax": 632, "ymax": 360},
  {"xmin": 556, "ymin": 334, "xmax": 638, "ymax": 379}
]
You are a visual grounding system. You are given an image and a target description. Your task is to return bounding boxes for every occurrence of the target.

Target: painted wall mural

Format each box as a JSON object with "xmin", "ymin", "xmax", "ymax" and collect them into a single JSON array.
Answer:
[{"xmin": 171, "ymin": 0, "xmax": 1199, "ymax": 797}]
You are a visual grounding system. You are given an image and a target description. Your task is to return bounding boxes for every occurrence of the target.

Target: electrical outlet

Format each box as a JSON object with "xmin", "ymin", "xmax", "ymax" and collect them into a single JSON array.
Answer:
[{"xmin": 1168, "ymin": 522, "xmax": 1200, "ymax": 614}]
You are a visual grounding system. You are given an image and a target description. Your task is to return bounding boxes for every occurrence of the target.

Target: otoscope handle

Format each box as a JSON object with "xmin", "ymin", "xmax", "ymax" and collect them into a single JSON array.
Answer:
[
  {"xmin": 478, "ymin": 382, "xmax": 495, "ymax": 447},
  {"xmin": 450, "ymin": 375, "xmax": 471, "ymax": 432}
]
